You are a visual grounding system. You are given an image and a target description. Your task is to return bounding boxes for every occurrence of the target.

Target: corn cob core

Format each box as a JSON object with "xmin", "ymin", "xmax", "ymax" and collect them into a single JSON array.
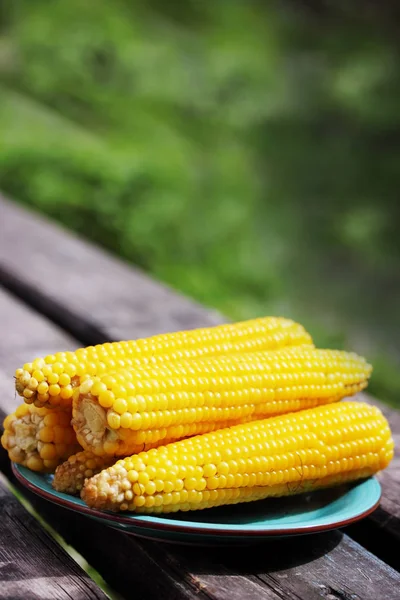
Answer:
[
  {"xmin": 1, "ymin": 404, "xmax": 80, "ymax": 472},
  {"xmin": 15, "ymin": 317, "xmax": 312, "ymax": 408},
  {"xmin": 82, "ymin": 401, "xmax": 393, "ymax": 513},
  {"xmin": 53, "ymin": 451, "xmax": 116, "ymax": 495},
  {"xmin": 72, "ymin": 347, "xmax": 372, "ymax": 457}
]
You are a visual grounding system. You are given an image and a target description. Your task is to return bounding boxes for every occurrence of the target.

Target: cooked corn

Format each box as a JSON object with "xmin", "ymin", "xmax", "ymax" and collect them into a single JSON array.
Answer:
[
  {"xmin": 1, "ymin": 403, "xmax": 80, "ymax": 472},
  {"xmin": 82, "ymin": 401, "xmax": 393, "ymax": 513},
  {"xmin": 72, "ymin": 347, "xmax": 372, "ymax": 456},
  {"xmin": 15, "ymin": 318, "xmax": 312, "ymax": 409},
  {"xmin": 15, "ymin": 317, "xmax": 312, "ymax": 409}
]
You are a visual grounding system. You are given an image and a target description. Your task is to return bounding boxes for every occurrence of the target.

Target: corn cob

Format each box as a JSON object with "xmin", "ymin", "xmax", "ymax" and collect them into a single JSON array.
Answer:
[
  {"xmin": 82, "ymin": 401, "xmax": 393, "ymax": 513},
  {"xmin": 72, "ymin": 347, "xmax": 372, "ymax": 457},
  {"xmin": 1, "ymin": 403, "xmax": 80, "ymax": 472},
  {"xmin": 53, "ymin": 451, "xmax": 117, "ymax": 495},
  {"xmin": 15, "ymin": 317, "xmax": 313, "ymax": 409}
]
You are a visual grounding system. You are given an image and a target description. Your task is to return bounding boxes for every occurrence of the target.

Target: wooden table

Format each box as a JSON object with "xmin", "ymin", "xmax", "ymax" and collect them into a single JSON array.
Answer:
[{"xmin": 0, "ymin": 194, "xmax": 399, "ymax": 600}]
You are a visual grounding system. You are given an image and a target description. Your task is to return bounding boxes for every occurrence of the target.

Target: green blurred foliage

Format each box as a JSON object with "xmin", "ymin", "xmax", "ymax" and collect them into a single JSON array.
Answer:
[{"xmin": 0, "ymin": 0, "xmax": 399, "ymax": 405}]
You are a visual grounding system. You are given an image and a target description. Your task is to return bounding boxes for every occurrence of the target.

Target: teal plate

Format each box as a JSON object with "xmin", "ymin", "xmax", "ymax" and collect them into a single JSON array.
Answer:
[{"xmin": 12, "ymin": 463, "xmax": 381, "ymax": 545}]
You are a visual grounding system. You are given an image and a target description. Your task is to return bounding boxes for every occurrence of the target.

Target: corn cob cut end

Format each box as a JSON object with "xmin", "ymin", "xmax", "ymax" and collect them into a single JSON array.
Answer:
[
  {"xmin": 81, "ymin": 401, "xmax": 393, "ymax": 514},
  {"xmin": 72, "ymin": 393, "xmax": 249, "ymax": 456},
  {"xmin": 1, "ymin": 403, "xmax": 81, "ymax": 473},
  {"xmin": 15, "ymin": 355, "xmax": 79, "ymax": 409},
  {"xmin": 53, "ymin": 450, "xmax": 116, "ymax": 495}
]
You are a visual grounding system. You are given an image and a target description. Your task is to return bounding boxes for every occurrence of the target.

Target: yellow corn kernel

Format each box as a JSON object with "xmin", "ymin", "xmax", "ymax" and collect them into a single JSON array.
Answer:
[
  {"xmin": 49, "ymin": 384, "xmax": 61, "ymax": 397},
  {"xmin": 15, "ymin": 316, "xmax": 313, "ymax": 408},
  {"xmin": 59, "ymin": 386, "xmax": 73, "ymax": 400},
  {"xmin": 59, "ymin": 373, "xmax": 71, "ymax": 387},
  {"xmin": 32, "ymin": 370, "xmax": 45, "ymax": 383},
  {"xmin": 26, "ymin": 456, "xmax": 45, "ymax": 472},
  {"xmin": 64, "ymin": 364, "xmax": 77, "ymax": 377},
  {"xmin": 72, "ymin": 347, "xmax": 371, "ymax": 456},
  {"xmin": 39, "ymin": 426, "xmax": 54, "ymax": 443},
  {"xmin": 3, "ymin": 414, "xmax": 15, "ymax": 430},
  {"xmin": 48, "ymin": 373, "xmax": 59, "ymax": 385},
  {"xmin": 15, "ymin": 404, "xmax": 30, "ymax": 419},
  {"xmin": 43, "ymin": 412, "xmax": 58, "ymax": 427},
  {"xmin": 28, "ymin": 378, "xmax": 39, "ymax": 391},
  {"xmin": 52, "ymin": 362, "xmax": 65, "ymax": 375},
  {"xmin": 107, "ymin": 413, "xmax": 121, "ymax": 429},
  {"xmin": 82, "ymin": 401, "xmax": 393, "ymax": 513},
  {"xmin": 37, "ymin": 382, "xmax": 49, "ymax": 395},
  {"xmin": 40, "ymin": 443, "xmax": 57, "ymax": 460}
]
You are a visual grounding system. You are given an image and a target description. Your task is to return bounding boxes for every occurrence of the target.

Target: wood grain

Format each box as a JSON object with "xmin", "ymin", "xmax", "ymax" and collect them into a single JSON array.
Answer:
[
  {"xmin": 0, "ymin": 284, "xmax": 400, "ymax": 599},
  {"xmin": 0, "ymin": 288, "xmax": 78, "ymax": 414},
  {"xmin": 0, "ymin": 194, "xmax": 223, "ymax": 345},
  {"xmin": 0, "ymin": 473, "xmax": 106, "ymax": 600}
]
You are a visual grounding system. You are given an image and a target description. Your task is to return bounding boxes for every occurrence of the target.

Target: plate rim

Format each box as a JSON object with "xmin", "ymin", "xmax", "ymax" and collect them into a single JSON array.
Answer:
[{"xmin": 12, "ymin": 463, "xmax": 381, "ymax": 538}]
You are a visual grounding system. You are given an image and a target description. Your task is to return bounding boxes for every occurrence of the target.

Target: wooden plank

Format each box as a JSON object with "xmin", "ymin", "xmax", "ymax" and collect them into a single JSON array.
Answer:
[
  {"xmin": 0, "ymin": 472, "xmax": 106, "ymax": 600},
  {"xmin": 0, "ymin": 288, "xmax": 78, "ymax": 415},
  {"xmin": 0, "ymin": 194, "xmax": 222, "ymax": 345},
  {"xmin": 0, "ymin": 287, "xmax": 399, "ymax": 599}
]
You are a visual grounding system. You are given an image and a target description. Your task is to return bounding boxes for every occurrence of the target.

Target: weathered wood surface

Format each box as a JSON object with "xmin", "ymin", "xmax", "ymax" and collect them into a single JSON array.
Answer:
[
  {"xmin": 0, "ymin": 472, "xmax": 106, "ymax": 600},
  {"xmin": 1, "ymin": 193, "xmax": 399, "ymax": 554},
  {"xmin": 0, "ymin": 194, "xmax": 222, "ymax": 344},
  {"xmin": 0, "ymin": 288, "xmax": 79, "ymax": 414},
  {"xmin": 1, "ymin": 281, "xmax": 400, "ymax": 598}
]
